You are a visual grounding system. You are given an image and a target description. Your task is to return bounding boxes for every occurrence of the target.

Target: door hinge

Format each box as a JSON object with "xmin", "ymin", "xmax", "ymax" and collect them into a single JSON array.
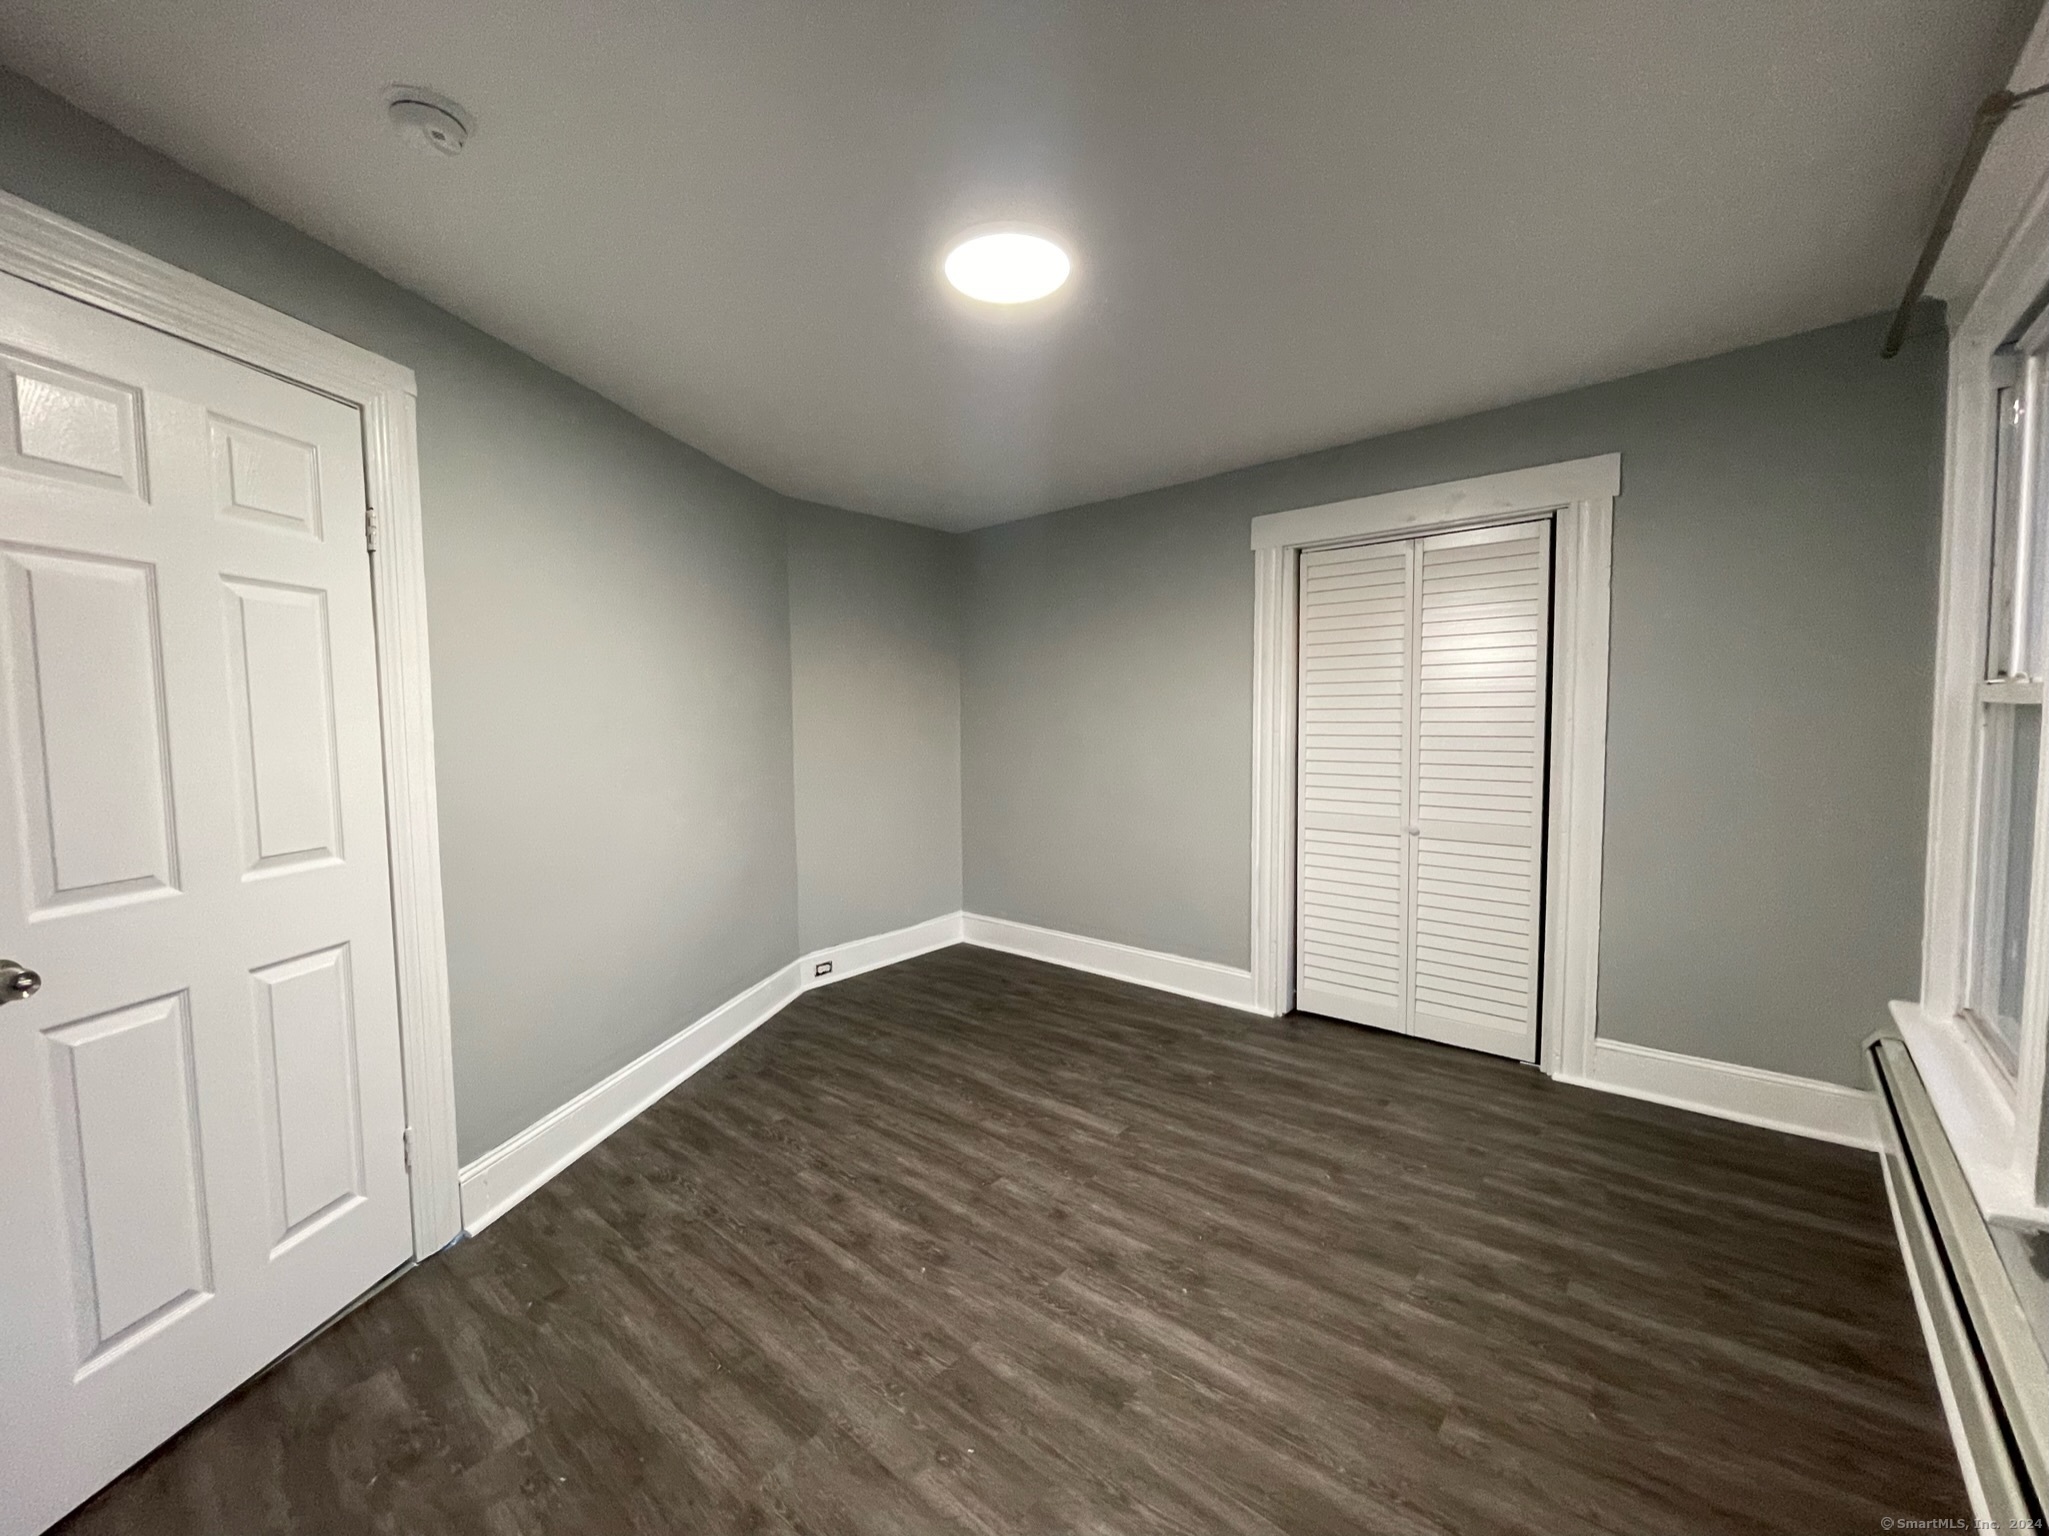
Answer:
[
  {"xmin": 402, "ymin": 1126, "xmax": 413, "ymax": 1173},
  {"xmin": 365, "ymin": 505, "xmax": 380, "ymax": 553}
]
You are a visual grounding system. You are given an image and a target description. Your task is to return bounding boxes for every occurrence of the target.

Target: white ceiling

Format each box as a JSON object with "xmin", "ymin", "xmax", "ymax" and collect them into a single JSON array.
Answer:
[{"xmin": 0, "ymin": 0, "xmax": 2035, "ymax": 530}]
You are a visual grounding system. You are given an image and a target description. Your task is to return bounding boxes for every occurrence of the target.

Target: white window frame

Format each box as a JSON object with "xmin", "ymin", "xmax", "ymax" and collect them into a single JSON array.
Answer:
[
  {"xmin": 1961, "ymin": 669, "xmax": 2042, "ymax": 1080},
  {"xmin": 0, "ymin": 191, "xmax": 462, "ymax": 1257},
  {"xmin": 1247, "ymin": 454, "xmax": 1616, "ymax": 1082},
  {"xmin": 1905, "ymin": 162, "xmax": 2049, "ymax": 1227}
]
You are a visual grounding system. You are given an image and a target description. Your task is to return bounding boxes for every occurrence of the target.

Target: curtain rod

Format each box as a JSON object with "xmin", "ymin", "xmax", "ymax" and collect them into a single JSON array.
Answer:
[{"xmin": 1883, "ymin": 81, "xmax": 2049, "ymax": 359}]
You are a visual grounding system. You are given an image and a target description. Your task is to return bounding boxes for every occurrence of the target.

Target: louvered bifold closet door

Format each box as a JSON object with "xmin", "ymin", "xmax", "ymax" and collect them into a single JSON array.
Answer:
[
  {"xmin": 1294, "ymin": 541, "xmax": 1414, "ymax": 1031},
  {"xmin": 1410, "ymin": 522, "xmax": 1551, "ymax": 1060}
]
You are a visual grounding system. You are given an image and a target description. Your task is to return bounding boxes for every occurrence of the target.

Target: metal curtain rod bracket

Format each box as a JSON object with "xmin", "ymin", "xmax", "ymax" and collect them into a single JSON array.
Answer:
[{"xmin": 1883, "ymin": 81, "xmax": 2049, "ymax": 359}]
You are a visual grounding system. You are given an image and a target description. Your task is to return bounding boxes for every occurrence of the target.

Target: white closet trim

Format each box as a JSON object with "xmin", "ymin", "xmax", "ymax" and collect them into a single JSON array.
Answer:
[
  {"xmin": 1251, "ymin": 455, "xmax": 1620, "ymax": 551},
  {"xmin": 1248, "ymin": 455, "xmax": 1617, "ymax": 1080},
  {"xmin": 0, "ymin": 191, "xmax": 461, "ymax": 1258}
]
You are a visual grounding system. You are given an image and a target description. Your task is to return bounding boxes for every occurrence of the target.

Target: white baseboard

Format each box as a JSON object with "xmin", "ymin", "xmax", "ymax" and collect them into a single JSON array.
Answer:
[
  {"xmin": 458, "ymin": 960, "xmax": 803, "ymax": 1234},
  {"xmin": 960, "ymin": 912, "xmax": 1259, "ymax": 1013},
  {"xmin": 952, "ymin": 918, "xmax": 1876, "ymax": 1152},
  {"xmin": 457, "ymin": 910, "xmax": 969, "ymax": 1235},
  {"xmin": 460, "ymin": 913, "xmax": 1873, "ymax": 1237},
  {"xmin": 1559, "ymin": 1037, "xmax": 1878, "ymax": 1151},
  {"xmin": 799, "ymin": 911, "xmax": 963, "ymax": 989}
]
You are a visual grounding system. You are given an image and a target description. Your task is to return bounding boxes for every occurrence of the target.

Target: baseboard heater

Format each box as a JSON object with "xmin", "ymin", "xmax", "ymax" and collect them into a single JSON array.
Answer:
[{"xmin": 1869, "ymin": 1033, "xmax": 2049, "ymax": 1518}]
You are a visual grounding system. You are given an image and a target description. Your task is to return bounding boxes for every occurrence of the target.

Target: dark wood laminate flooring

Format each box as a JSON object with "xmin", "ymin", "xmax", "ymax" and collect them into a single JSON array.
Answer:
[{"xmin": 59, "ymin": 945, "xmax": 1961, "ymax": 1535}]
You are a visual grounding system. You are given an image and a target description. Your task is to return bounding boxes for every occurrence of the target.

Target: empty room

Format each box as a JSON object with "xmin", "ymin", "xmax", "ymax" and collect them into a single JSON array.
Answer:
[{"xmin": 3, "ymin": 1, "xmax": 2049, "ymax": 1531}]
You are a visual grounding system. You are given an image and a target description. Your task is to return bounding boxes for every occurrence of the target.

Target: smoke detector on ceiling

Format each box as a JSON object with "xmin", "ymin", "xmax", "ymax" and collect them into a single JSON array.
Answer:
[{"xmin": 385, "ymin": 88, "xmax": 472, "ymax": 157}]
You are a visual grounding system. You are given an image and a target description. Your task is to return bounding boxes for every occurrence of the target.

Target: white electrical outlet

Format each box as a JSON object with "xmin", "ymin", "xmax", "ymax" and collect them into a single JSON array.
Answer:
[{"xmin": 814, "ymin": 960, "xmax": 833, "ymax": 978}]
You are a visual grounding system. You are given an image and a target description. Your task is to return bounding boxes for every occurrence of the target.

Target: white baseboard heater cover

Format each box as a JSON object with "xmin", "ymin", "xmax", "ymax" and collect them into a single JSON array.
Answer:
[{"xmin": 1870, "ymin": 1033, "xmax": 2049, "ymax": 1521}]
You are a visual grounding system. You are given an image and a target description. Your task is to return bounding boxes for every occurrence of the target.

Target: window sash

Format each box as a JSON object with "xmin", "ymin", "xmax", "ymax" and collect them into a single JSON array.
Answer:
[
  {"xmin": 1987, "ymin": 364, "xmax": 2040, "ymax": 681},
  {"xmin": 1964, "ymin": 692, "xmax": 2042, "ymax": 1079},
  {"xmin": 1961, "ymin": 350, "xmax": 2047, "ymax": 1087}
]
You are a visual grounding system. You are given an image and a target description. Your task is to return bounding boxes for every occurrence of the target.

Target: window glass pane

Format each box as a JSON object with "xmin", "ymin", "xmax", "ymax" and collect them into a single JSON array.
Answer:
[
  {"xmin": 1988, "ymin": 383, "xmax": 2034, "ymax": 678},
  {"xmin": 1969, "ymin": 701, "xmax": 2041, "ymax": 1070}
]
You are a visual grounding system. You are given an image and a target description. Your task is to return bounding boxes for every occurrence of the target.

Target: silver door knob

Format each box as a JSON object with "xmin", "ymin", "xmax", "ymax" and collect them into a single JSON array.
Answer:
[{"xmin": 0, "ymin": 961, "xmax": 40, "ymax": 1003}]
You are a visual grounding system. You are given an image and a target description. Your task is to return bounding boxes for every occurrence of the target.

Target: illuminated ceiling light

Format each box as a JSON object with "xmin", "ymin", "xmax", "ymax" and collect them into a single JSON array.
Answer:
[{"xmin": 942, "ymin": 229, "xmax": 1072, "ymax": 305}]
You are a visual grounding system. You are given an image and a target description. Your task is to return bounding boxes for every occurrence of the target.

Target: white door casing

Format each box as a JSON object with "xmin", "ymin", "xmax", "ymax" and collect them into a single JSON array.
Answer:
[
  {"xmin": 0, "ymin": 191, "xmax": 458, "ymax": 1259},
  {"xmin": 0, "ymin": 274, "xmax": 412, "ymax": 1532},
  {"xmin": 1293, "ymin": 522, "xmax": 1551, "ymax": 1061},
  {"xmin": 1250, "ymin": 455, "xmax": 1615, "ymax": 1079}
]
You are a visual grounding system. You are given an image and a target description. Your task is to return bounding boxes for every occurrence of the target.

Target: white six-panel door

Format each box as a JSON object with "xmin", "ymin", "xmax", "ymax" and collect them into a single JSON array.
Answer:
[
  {"xmin": 0, "ymin": 270, "xmax": 413, "ymax": 1536},
  {"xmin": 1295, "ymin": 520, "xmax": 1552, "ymax": 1061}
]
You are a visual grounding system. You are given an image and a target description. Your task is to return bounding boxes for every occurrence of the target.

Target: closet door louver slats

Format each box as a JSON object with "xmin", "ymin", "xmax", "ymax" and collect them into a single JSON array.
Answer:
[
  {"xmin": 1294, "ymin": 521, "xmax": 1550, "ymax": 1062},
  {"xmin": 1411, "ymin": 523, "xmax": 1549, "ymax": 1057},
  {"xmin": 1294, "ymin": 541, "xmax": 1411, "ymax": 1032}
]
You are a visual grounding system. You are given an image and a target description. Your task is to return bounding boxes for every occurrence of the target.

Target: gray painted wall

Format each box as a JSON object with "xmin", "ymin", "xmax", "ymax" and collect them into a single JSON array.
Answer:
[
  {"xmin": 0, "ymin": 64, "xmax": 1951, "ymax": 1117},
  {"xmin": 961, "ymin": 495, "xmax": 1257, "ymax": 965},
  {"xmin": 963, "ymin": 310, "xmax": 1946, "ymax": 1087},
  {"xmin": 789, "ymin": 505, "xmax": 963, "ymax": 952},
  {"xmin": 0, "ymin": 72, "xmax": 801, "ymax": 1160}
]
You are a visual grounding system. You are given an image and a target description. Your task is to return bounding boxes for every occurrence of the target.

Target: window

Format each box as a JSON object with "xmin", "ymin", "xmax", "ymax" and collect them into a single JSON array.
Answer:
[
  {"xmin": 1987, "ymin": 372, "xmax": 2039, "ymax": 679},
  {"xmin": 1965, "ymin": 352, "xmax": 2046, "ymax": 1076},
  {"xmin": 1967, "ymin": 693, "xmax": 2039, "ymax": 1072},
  {"xmin": 1908, "ymin": 144, "xmax": 2049, "ymax": 1217}
]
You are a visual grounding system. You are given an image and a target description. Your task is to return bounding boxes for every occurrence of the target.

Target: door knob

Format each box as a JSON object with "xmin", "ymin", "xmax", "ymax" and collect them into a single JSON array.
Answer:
[{"xmin": 0, "ymin": 961, "xmax": 40, "ymax": 1003}]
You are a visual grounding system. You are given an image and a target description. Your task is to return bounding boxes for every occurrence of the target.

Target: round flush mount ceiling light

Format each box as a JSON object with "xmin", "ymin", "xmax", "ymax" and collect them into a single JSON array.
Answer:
[
  {"xmin": 942, "ymin": 229, "xmax": 1072, "ymax": 304},
  {"xmin": 385, "ymin": 87, "xmax": 472, "ymax": 156}
]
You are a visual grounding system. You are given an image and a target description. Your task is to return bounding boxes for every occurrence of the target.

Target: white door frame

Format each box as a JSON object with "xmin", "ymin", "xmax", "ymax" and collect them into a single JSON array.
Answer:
[
  {"xmin": 0, "ymin": 191, "xmax": 461, "ymax": 1257},
  {"xmin": 1248, "ymin": 453, "xmax": 1617, "ymax": 1079}
]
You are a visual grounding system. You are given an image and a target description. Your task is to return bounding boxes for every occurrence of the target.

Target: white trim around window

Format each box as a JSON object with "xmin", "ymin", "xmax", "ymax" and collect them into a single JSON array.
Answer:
[
  {"xmin": 0, "ymin": 191, "xmax": 462, "ymax": 1257},
  {"xmin": 1910, "ymin": 147, "xmax": 2049, "ymax": 1226},
  {"xmin": 1247, "ymin": 454, "xmax": 1617, "ymax": 1081}
]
